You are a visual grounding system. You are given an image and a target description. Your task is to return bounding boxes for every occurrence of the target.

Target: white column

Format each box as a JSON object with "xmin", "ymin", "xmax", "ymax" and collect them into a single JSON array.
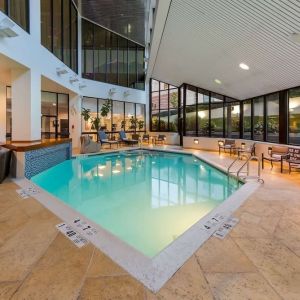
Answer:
[
  {"xmin": 29, "ymin": 0, "xmax": 41, "ymax": 44},
  {"xmin": 69, "ymin": 93, "xmax": 81, "ymax": 150},
  {"xmin": 11, "ymin": 68, "xmax": 41, "ymax": 141},
  {"xmin": 0, "ymin": 84, "xmax": 6, "ymax": 143}
]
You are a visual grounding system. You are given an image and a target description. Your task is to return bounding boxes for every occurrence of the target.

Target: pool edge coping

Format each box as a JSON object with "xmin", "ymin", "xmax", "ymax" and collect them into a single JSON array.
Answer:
[{"xmin": 14, "ymin": 147, "xmax": 261, "ymax": 293}]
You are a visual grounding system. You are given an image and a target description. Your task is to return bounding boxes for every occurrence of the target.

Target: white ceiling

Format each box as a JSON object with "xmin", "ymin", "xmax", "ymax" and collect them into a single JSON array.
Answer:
[{"xmin": 151, "ymin": 0, "xmax": 300, "ymax": 100}]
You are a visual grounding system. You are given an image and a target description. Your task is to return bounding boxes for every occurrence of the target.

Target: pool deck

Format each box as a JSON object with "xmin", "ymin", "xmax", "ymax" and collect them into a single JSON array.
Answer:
[{"xmin": 1, "ymin": 147, "xmax": 300, "ymax": 299}]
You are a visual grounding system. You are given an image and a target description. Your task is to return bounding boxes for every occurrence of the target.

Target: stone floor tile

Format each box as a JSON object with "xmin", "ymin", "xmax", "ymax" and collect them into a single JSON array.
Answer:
[
  {"xmin": 195, "ymin": 236, "xmax": 256, "ymax": 273},
  {"xmin": 146, "ymin": 256, "xmax": 213, "ymax": 300},
  {"xmin": 12, "ymin": 234, "xmax": 94, "ymax": 300},
  {"xmin": 79, "ymin": 276, "xmax": 145, "ymax": 300},
  {"xmin": 206, "ymin": 272, "xmax": 281, "ymax": 300}
]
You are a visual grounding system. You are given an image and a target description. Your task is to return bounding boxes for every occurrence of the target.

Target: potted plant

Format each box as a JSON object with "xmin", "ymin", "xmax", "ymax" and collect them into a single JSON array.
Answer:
[
  {"xmin": 121, "ymin": 120, "xmax": 126, "ymax": 129},
  {"xmin": 129, "ymin": 116, "xmax": 138, "ymax": 131},
  {"xmin": 81, "ymin": 108, "xmax": 91, "ymax": 130},
  {"xmin": 91, "ymin": 116, "xmax": 101, "ymax": 131},
  {"xmin": 100, "ymin": 100, "xmax": 112, "ymax": 118},
  {"xmin": 137, "ymin": 120, "xmax": 144, "ymax": 130}
]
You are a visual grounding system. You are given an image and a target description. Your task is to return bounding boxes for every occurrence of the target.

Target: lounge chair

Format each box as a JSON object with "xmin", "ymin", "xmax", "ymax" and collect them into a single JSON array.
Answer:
[
  {"xmin": 238, "ymin": 143, "xmax": 256, "ymax": 157},
  {"xmin": 142, "ymin": 134, "xmax": 150, "ymax": 144},
  {"xmin": 119, "ymin": 131, "xmax": 139, "ymax": 146},
  {"xmin": 98, "ymin": 131, "xmax": 119, "ymax": 148},
  {"xmin": 261, "ymin": 145, "xmax": 289, "ymax": 173},
  {"xmin": 218, "ymin": 139, "xmax": 236, "ymax": 155},
  {"xmin": 287, "ymin": 147, "xmax": 300, "ymax": 173},
  {"xmin": 155, "ymin": 134, "xmax": 166, "ymax": 145},
  {"xmin": 80, "ymin": 135, "xmax": 101, "ymax": 154}
]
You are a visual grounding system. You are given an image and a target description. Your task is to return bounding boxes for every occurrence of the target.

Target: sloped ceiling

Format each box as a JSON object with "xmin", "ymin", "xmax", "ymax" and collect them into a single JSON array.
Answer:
[
  {"xmin": 77, "ymin": 0, "xmax": 150, "ymax": 45},
  {"xmin": 151, "ymin": 0, "xmax": 300, "ymax": 99}
]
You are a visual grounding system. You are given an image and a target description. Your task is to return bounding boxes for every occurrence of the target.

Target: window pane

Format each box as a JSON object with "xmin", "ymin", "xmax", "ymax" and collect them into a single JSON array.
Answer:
[
  {"xmin": 211, "ymin": 93, "xmax": 224, "ymax": 103},
  {"xmin": 99, "ymin": 99, "xmax": 111, "ymax": 131},
  {"xmin": 53, "ymin": 0, "xmax": 62, "ymax": 60},
  {"xmin": 225, "ymin": 102, "xmax": 240, "ymax": 138},
  {"xmin": 198, "ymin": 89, "xmax": 209, "ymax": 104},
  {"xmin": 71, "ymin": 3, "xmax": 78, "ymax": 72},
  {"xmin": 253, "ymin": 97, "xmax": 264, "ymax": 141},
  {"xmin": 198, "ymin": 104, "xmax": 209, "ymax": 136},
  {"xmin": 41, "ymin": 92, "xmax": 57, "ymax": 116},
  {"xmin": 107, "ymin": 33, "xmax": 118, "ymax": 84},
  {"xmin": 152, "ymin": 79, "xmax": 159, "ymax": 92},
  {"xmin": 136, "ymin": 46, "xmax": 145, "ymax": 90},
  {"xmin": 128, "ymin": 41, "xmax": 137, "ymax": 88},
  {"xmin": 112, "ymin": 101, "xmax": 124, "ymax": 132},
  {"xmin": 6, "ymin": 87, "xmax": 11, "ymax": 139},
  {"xmin": 185, "ymin": 105, "xmax": 196, "ymax": 135},
  {"xmin": 186, "ymin": 86, "xmax": 196, "ymax": 105},
  {"xmin": 125, "ymin": 102, "xmax": 135, "ymax": 131},
  {"xmin": 243, "ymin": 100, "xmax": 252, "ymax": 139},
  {"xmin": 211, "ymin": 102, "xmax": 223, "ymax": 137},
  {"xmin": 169, "ymin": 89, "xmax": 178, "ymax": 109},
  {"xmin": 160, "ymin": 90, "xmax": 168, "ymax": 110},
  {"xmin": 9, "ymin": 0, "xmax": 28, "ymax": 31},
  {"xmin": 118, "ymin": 37, "xmax": 128, "ymax": 86},
  {"xmin": 169, "ymin": 109, "xmax": 178, "ymax": 132},
  {"xmin": 151, "ymin": 91, "xmax": 159, "ymax": 111},
  {"xmin": 159, "ymin": 109, "xmax": 168, "ymax": 131},
  {"xmin": 41, "ymin": 0, "xmax": 52, "ymax": 51},
  {"xmin": 82, "ymin": 19, "xmax": 94, "ymax": 79},
  {"xmin": 160, "ymin": 82, "xmax": 168, "ymax": 90},
  {"xmin": 82, "ymin": 97, "xmax": 97, "ymax": 132},
  {"xmin": 151, "ymin": 111, "xmax": 159, "ymax": 131},
  {"xmin": 266, "ymin": 93, "xmax": 279, "ymax": 143},
  {"xmin": 94, "ymin": 26, "xmax": 106, "ymax": 82},
  {"xmin": 63, "ymin": 0, "xmax": 71, "ymax": 67},
  {"xmin": 289, "ymin": 88, "xmax": 300, "ymax": 145},
  {"xmin": 136, "ymin": 104, "xmax": 145, "ymax": 131},
  {"xmin": 57, "ymin": 94, "xmax": 69, "ymax": 137}
]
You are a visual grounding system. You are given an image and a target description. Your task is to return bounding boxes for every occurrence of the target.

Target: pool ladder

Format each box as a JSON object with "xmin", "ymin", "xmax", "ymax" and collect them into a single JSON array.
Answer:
[{"xmin": 227, "ymin": 153, "xmax": 264, "ymax": 183}]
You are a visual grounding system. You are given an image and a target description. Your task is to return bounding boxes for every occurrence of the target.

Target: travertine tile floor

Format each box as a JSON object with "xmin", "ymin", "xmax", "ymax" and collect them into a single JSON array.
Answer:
[{"xmin": 1, "ymin": 149, "xmax": 300, "ymax": 300}]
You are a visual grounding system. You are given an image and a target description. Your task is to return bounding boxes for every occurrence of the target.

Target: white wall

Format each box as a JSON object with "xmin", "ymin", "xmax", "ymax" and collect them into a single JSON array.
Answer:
[{"xmin": 149, "ymin": 132, "xmax": 180, "ymax": 145}]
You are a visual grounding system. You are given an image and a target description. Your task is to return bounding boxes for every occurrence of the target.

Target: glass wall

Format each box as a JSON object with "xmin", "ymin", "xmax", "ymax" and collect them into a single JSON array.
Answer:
[
  {"xmin": 41, "ymin": 0, "xmax": 78, "ymax": 72},
  {"xmin": 243, "ymin": 100, "xmax": 252, "ymax": 139},
  {"xmin": 41, "ymin": 91, "xmax": 69, "ymax": 139},
  {"xmin": 82, "ymin": 19, "xmax": 145, "ymax": 90},
  {"xmin": 266, "ymin": 93, "xmax": 279, "ymax": 143},
  {"xmin": 225, "ymin": 101, "xmax": 240, "ymax": 138},
  {"xmin": 0, "ymin": 0, "xmax": 29, "ymax": 32},
  {"xmin": 150, "ymin": 79, "xmax": 178, "ymax": 132},
  {"xmin": 81, "ymin": 97, "xmax": 146, "ymax": 139},
  {"xmin": 289, "ymin": 87, "xmax": 300, "ymax": 145},
  {"xmin": 253, "ymin": 96, "xmax": 264, "ymax": 141},
  {"xmin": 210, "ymin": 93, "xmax": 224, "ymax": 137}
]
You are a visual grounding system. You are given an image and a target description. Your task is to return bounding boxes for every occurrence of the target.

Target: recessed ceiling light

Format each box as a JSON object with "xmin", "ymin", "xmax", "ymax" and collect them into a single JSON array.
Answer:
[
  {"xmin": 289, "ymin": 32, "xmax": 300, "ymax": 44},
  {"xmin": 214, "ymin": 79, "xmax": 222, "ymax": 84},
  {"xmin": 239, "ymin": 63, "xmax": 250, "ymax": 70}
]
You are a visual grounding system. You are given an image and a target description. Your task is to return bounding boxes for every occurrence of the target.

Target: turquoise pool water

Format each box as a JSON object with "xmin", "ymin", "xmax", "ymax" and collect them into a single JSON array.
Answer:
[{"xmin": 32, "ymin": 150, "xmax": 241, "ymax": 257}]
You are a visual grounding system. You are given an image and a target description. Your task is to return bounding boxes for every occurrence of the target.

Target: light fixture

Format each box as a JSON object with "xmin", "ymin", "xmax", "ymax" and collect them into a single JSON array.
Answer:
[
  {"xmin": 56, "ymin": 67, "xmax": 68, "ymax": 76},
  {"xmin": 239, "ymin": 63, "xmax": 250, "ymax": 70},
  {"xmin": 69, "ymin": 76, "xmax": 79, "ymax": 84},
  {"xmin": 214, "ymin": 79, "xmax": 222, "ymax": 84},
  {"xmin": 98, "ymin": 165, "xmax": 106, "ymax": 170},
  {"xmin": 289, "ymin": 32, "xmax": 300, "ymax": 44},
  {"xmin": 52, "ymin": 103, "xmax": 56, "ymax": 106},
  {"xmin": 194, "ymin": 139, "xmax": 199, "ymax": 144},
  {"xmin": 128, "ymin": 24, "xmax": 132, "ymax": 33},
  {"xmin": 126, "ymin": 167, "xmax": 132, "ymax": 170},
  {"xmin": 112, "ymin": 170, "xmax": 120, "ymax": 174},
  {"xmin": 0, "ymin": 18, "xmax": 18, "ymax": 38}
]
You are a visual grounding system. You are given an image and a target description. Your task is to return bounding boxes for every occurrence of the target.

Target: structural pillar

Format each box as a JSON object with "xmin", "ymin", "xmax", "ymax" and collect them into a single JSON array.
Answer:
[{"xmin": 11, "ymin": 68, "xmax": 41, "ymax": 142}]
